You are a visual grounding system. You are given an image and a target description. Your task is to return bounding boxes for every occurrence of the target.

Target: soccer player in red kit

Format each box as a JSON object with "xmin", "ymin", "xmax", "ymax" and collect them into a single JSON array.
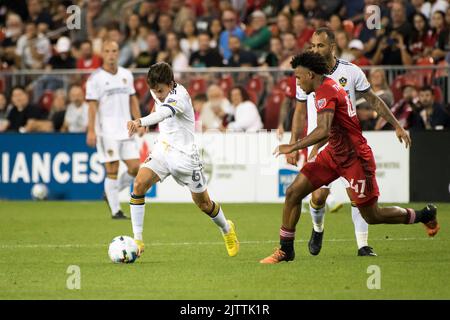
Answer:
[{"xmin": 260, "ymin": 51, "xmax": 439, "ymax": 264}]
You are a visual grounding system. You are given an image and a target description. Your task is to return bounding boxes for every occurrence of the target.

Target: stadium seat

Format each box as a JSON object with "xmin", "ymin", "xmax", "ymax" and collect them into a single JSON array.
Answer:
[
  {"xmin": 38, "ymin": 91, "xmax": 54, "ymax": 113},
  {"xmin": 263, "ymin": 88, "xmax": 284, "ymax": 130},
  {"xmin": 187, "ymin": 77, "xmax": 207, "ymax": 97},
  {"xmin": 217, "ymin": 75, "xmax": 234, "ymax": 96},
  {"xmin": 134, "ymin": 76, "xmax": 149, "ymax": 101}
]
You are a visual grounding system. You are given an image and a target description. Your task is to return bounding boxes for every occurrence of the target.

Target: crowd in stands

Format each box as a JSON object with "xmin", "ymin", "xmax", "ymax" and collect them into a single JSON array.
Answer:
[{"xmin": 0, "ymin": 0, "xmax": 449, "ymax": 134}]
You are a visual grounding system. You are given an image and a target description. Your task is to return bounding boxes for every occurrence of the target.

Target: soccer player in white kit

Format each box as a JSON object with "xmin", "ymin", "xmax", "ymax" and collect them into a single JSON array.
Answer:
[
  {"xmin": 127, "ymin": 62, "xmax": 239, "ymax": 257},
  {"xmin": 288, "ymin": 28, "xmax": 410, "ymax": 256},
  {"xmin": 86, "ymin": 40, "xmax": 145, "ymax": 219}
]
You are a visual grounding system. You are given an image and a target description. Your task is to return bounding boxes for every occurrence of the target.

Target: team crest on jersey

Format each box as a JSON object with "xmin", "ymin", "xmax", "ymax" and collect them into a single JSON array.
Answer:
[
  {"xmin": 338, "ymin": 77, "xmax": 347, "ymax": 87},
  {"xmin": 107, "ymin": 149, "xmax": 114, "ymax": 156},
  {"xmin": 122, "ymin": 78, "xmax": 127, "ymax": 84},
  {"xmin": 167, "ymin": 98, "xmax": 177, "ymax": 106},
  {"xmin": 316, "ymin": 98, "xmax": 326, "ymax": 109}
]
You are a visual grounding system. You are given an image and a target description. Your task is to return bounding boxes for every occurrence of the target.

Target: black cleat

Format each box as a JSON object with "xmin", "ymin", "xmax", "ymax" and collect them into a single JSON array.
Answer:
[
  {"xmin": 308, "ymin": 229, "xmax": 324, "ymax": 256},
  {"xmin": 358, "ymin": 246, "xmax": 377, "ymax": 256},
  {"xmin": 422, "ymin": 204, "xmax": 439, "ymax": 237},
  {"xmin": 112, "ymin": 210, "xmax": 129, "ymax": 220}
]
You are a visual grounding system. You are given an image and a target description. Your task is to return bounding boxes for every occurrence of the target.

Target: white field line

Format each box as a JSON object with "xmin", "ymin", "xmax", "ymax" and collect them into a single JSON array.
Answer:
[{"xmin": 0, "ymin": 237, "xmax": 439, "ymax": 249}]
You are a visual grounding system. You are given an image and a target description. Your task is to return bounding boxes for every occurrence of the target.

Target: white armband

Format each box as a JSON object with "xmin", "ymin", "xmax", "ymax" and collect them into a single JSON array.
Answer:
[{"xmin": 140, "ymin": 107, "xmax": 174, "ymax": 127}]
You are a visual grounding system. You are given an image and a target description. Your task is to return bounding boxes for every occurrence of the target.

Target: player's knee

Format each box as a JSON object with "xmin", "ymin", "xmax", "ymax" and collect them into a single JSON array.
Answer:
[
  {"xmin": 286, "ymin": 185, "xmax": 301, "ymax": 203},
  {"xmin": 312, "ymin": 191, "xmax": 327, "ymax": 206}
]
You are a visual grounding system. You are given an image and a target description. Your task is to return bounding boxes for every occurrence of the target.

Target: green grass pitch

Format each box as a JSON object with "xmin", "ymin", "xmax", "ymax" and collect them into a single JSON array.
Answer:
[{"xmin": 0, "ymin": 201, "xmax": 449, "ymax": 299}]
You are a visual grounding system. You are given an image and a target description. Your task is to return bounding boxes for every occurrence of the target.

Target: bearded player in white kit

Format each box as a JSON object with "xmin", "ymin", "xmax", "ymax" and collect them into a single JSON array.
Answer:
[
  {"xmin": 288, "ymin": 28, "xmax": 412, "ymax": 256},
  {"xmin": 127, "ymin": 62, "xmax": 239, "ymax": 257},
  {"xmin": 86, "ymin": 40, "xmax": 145, "ymax": 219}
]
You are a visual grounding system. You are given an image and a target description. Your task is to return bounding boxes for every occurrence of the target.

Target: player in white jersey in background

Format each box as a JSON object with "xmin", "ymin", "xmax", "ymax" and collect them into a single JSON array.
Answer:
[
  {"xmin": 86, "ymin": 40, "xmax": 145, "ymax": 219},
  {"xmin": 127, "ymin": 62, "xmax": 239, "ymax": 258},
  {"xmin": 288, "ymin": 28, "xmax": 404, "ymax": 256}
]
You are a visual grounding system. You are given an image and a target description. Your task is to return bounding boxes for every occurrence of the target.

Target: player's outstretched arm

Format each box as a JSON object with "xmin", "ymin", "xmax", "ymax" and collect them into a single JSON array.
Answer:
[
  {"xmin": 127, "ymin": 107, "xmax": 174, "ymax": 137},
  {"xmin": 362, "ymin": 90, "xmax": 411, "ymax": 148},
  {"xmin": 274, "ymin": 111, "xmax": 333, "ymax": 156}
]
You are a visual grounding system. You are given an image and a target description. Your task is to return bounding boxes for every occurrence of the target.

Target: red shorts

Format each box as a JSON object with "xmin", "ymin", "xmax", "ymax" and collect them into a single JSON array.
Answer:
[{"xmin": 301, "ymin": 147, "xmax": 380, "ymax": 207}]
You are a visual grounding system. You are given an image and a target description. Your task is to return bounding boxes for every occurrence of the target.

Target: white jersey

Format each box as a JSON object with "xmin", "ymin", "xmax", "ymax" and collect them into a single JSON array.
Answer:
[
  {"xmin": 296, "ymin": 58, "xmax": 371, "ymax": 155},
  {"xmin": 150, "ymin": 83, "xmax": 196, "ymax": 154},
  {"xmin": 85, "ymin": 66, "xmax": 136, "ymax": 140}
]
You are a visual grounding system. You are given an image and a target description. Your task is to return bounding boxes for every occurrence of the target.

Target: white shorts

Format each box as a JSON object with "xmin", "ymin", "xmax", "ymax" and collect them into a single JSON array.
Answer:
[
  {"xmin": 141, "ymin": 143, "xmax": 207, "ymax": 193},
  {"xmin": 96, "ymin": 136, "xmax": 139, "ymax": 163},
  {"xmin": 320, "ymin": 177, "xmax": 350, "ymax": 189}
]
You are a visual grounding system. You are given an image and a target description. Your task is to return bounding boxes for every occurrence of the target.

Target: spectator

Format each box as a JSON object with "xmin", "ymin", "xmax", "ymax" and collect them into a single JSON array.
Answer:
[
  {"xmin": 61, "ymin": 85, "xmax": 89, "ymax": 133},
  {"xmin": 355, "ymin": 5, "xmax": 382, "ymax": 58},
  {"xmin": 335, "ymin": 30, "xmax": 354, "ymax": 61},
  {"xmin": 301, "ymin": 0, "xmax": 325, "ymax": 21},
  {"xmin": 72, "ymin": 0, "xmax": 110, "ymax": 43},
  {"xmin": 349, "ymin": 39, "xmax": 371, "ymax": 67},
  {"xmin": 26, "ymin": 0, "xmax": 53, "ymax": 32},
  {"xmin": 107, "ymin": 23, "xmax": 134, "ymax": 67},
  {"xmin": 355, "ymin": 99, "xmax": 378, "ymax": 131},
  {"xmin": 157, "ymin": 13, "xmax": 174, "ymax": 50},
  {"xmin": 420, "ymin": 0, "xmax": 449, "ymax": 19},
  {"xmin": 412, "ymin": 0, "xmax": 430, "ymax": 18},
  {"xmin": 189, "ymin": 32, "xmax": 224, "ymax": 68},
  {"xmin": 125, "ymin": 14, "xmax": 148, "ymax": 59},
  {"xmin": 4, "ymin": 86, "xmax": 45, "ymax": 132},
  {"xmin": 274, "ymin": 12, "xmax": 292, "ymax": 37},
  {"xmin": 219, "ymin": 9, "xmax": 246, "ymax": 61},
  {"xmin": 263, "ymin": 37, "xmax": 284, "ymax": 67},
  {"xmin": 418, "ymin": 85, "xmax": 450, "ymax": 130},
  {"xmin": 328, "ymin": 14, "xmax": 343, "ymax": 32},
  {"xmin": 226, "ymin": 86, "xmax": 263, "ymax": 132},
  {"xmin": 1, "ymin": 13, "xmax": 24, "ymax": 69},
  {"xmin": 375, "ymin": 84, "xmax": 423, "ymax": 130},
  {"xmin": 0, "ymin": 93, "xmax": 11, "ymax": 131},
  {"xmin": 280, "ymin": 32, "xmax": 298, "ymax": 69},
  {"xmin": 368, "ymin": 68, "xmax": 394, "ymax": 107},
  {"xmin": 134, "ymin": 32, "xmax": 160, "ymax": 68},
  {"xmin": 372, "ymin": 30, "xmax": 413, "ymax": 65},
  {"xmin": 431, "ymin": 10, "xmax": 450, "ymax": 62},
  {"xmin": 282, "ymin": 0, "xmax": 302, "ymax": 16},
  {"xmin": 46, "ymin": 36, "xmax": 76, "ymax": 70},
  {"xmin": 157, "ymin": 32, "xmax": 188, "ymax": 80},
  {"xmin": 135, "ymin": 0, "xmax": 159, "ymax": 31},
  {"xmin": 292, "ymin": 13, "xmax": 315, "ymax": 51},
  {"xmin": 77, "ymin": 40, "xmax": 102, "ymax": 70},
  {"xmin": 180, "ymin": 19, "xmax": 199, "ymax": 58},
  {"xmin": 387, "ymin": 1, "xmax": 412, "ymax": 43},
  {"xmin": 200, "ymin": 84, "xmax": 233, "ymax": 131},
  {"xmin": 226, "ymin": 35, "xmax": 258, "ymax": 67},
  {"xmin": 49, "ymin": 1, "xmax": 72, "ymax": 42},
  {"xmin": 409, "ymin": 12, "xmax": 435, "ymax": 62},
  {"xmin": 243, "ymin": 10, "xmax": 272, "ymax": 58},
  {"xmin": 170, "ymin": 0, "xmax": 195, "ymax": 34},
  {"xmin": 196, "ymin": 0, "xmax": 220, "ymax": 32},
  {"xmin": 209, "ymin": 18, "xmax": 223, "ymax": 49},
  {"xmin": 15, "ymin": 22, "xmax": 51, "ymax": 69},
  {"xmin": 24, "ymin": 89, "xmax": 66, "ymax": 133}
]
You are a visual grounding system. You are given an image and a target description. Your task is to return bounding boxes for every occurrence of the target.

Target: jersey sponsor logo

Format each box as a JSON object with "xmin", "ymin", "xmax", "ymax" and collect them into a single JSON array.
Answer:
[
  {"xmin": 339, "ymin": 77, "xmax": 347, "ymax": 87},
  {"xmin": 316, "ymin": 98, "xmax": 327, "ymax": 110},
  {"xmin": 122, "ymin": 78, "xmax": 127, "ymax": 84}
]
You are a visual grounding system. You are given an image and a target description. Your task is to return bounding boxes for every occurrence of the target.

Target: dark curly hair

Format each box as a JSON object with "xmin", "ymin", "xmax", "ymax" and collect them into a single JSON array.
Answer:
[{"xmin": 290, "ymin": 52, "xmax": 329, "ymax": 75}]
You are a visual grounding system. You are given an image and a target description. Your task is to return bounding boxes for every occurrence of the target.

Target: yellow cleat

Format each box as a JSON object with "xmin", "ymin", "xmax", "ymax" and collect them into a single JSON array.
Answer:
[
  {"xmin": 134, "ymin": 239, "xmax": 145, "ymax": 257},
  {"xmin": 223, "ymin": 220, "xmax": 239, "ymax": 257},
  {"xmin": 329, "ymin": 202, "xmax": 343, "ymax": 213}
]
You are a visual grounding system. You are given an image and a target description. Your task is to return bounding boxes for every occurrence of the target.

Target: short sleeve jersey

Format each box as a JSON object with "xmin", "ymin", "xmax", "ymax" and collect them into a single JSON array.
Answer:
[
  {"xmin": 85, "ymin": 66, "xmax": 136, "ymax": 140},
  {"xmin": 314, "ymin": 77, "xmax": 372, "ymax": 166},
  {"xmin": 149, "ymin": 83, "xmax": 196, "ymax": 154}
]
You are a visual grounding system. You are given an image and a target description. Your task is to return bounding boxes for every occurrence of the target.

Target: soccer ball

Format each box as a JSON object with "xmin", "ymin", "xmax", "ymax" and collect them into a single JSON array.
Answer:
[
  {"xmin": 31, "ymin": 183, "xmax": 48, "ymax": 200},
  {"xmin": 108, "ymin": 236, "xmax": 139, "ymax": 264}
]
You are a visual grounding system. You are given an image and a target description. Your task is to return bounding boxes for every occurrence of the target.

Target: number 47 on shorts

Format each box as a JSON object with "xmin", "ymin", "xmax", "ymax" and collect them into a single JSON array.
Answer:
[{"xmin": 349, "ymin": 179, "xmax": 367, "ymax": 199}]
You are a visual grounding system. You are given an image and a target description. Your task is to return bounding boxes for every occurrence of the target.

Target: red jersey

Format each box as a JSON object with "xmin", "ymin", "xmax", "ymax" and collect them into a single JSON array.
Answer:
[{"xmin": 314, "ymin": 77, "xmax": 372, "ymax": 166}]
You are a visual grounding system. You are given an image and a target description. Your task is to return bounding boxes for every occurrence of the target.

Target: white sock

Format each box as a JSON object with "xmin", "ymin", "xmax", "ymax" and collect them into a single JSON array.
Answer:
[
  {"xmin": 310, "ymin": 201, "xmax": 325, "ymax": 232},
  {"xmin": 130, "ymin": 195, "xmax": 145, "ymax": 241},
  {"xmin": 211, "ymin": 205, "xmax": 230, "ymax": 234},
  {"xmin": 105, "ymin": 177, "xmax": 120, "ymax": 215},
  {"xmin": 352, "ymin": 205, "xmax": 369, "ymax": 249},
  {"xmin": 118, "ymin": 171, "xmax": 134, "ymax": 192}
]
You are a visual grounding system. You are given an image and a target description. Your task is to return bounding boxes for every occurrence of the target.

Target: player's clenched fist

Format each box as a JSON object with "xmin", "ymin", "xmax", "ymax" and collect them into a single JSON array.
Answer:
[
  {"xmin": 273, "ymin": 144, "xmax": 295, "ymax": 157},
  {"xmin": 127, "ymin": 119, "xmax": 141, "ymax": 137},
  {"xmin": 285, "ymin": 151, "xmax": 299, "ymax": 166}
]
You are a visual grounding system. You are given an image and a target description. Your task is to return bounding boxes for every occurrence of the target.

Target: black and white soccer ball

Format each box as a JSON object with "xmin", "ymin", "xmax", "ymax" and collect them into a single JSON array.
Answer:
[{"xmin": 108, "ymin": 236, "xmax": 139, "ymax": 264}]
